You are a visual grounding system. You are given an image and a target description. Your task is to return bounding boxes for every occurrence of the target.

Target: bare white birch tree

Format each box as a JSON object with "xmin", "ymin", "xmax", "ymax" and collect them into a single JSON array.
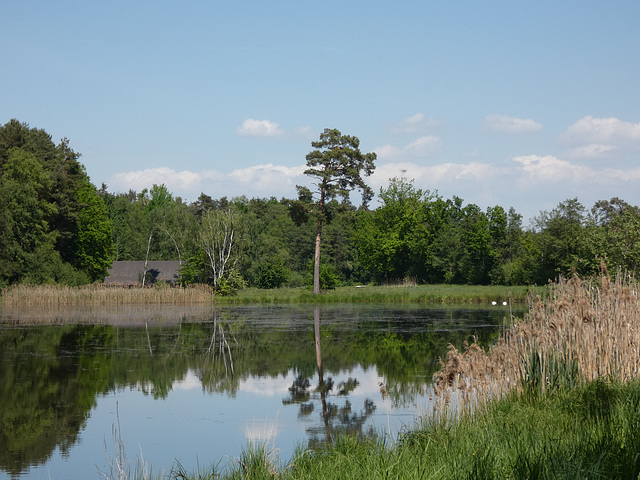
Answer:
[{"xmin": 199, "ymin": 206, "xmax": 241, "ymax": 289}]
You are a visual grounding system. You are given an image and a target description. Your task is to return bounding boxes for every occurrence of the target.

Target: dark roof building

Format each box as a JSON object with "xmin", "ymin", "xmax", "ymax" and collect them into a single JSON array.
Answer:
[{"xmin": 105, "ymin": 261, "xmax": 183, "ymax": 286}]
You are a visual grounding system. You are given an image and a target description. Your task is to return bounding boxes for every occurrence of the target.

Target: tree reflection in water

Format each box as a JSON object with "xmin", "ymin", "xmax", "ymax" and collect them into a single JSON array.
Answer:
[
  {"xmin": 283, "ymin": 307, "xmax": 378, "ymax": 450},
  {"xmin": 199, "ymin": 314, "xmax": 237, "ymax": 393}
]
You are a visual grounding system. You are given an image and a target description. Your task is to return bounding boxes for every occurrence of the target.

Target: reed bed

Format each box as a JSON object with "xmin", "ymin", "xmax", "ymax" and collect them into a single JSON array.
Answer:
[
  {"xmin": 1, "ymin": 283, "xmax": 535, "ymax": 307},
  {"xmin": 431, "ymin": 269, "xmax": 640, "ymax": 417},
  {"xmin": 0, "ymin": 283, "xmax": 215, "ymax": 307}
]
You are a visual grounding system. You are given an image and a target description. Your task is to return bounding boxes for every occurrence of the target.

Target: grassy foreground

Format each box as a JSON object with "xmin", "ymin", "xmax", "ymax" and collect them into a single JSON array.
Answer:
[
  {"xmin": 113, "ymin": 379, "xmax": 640, "ymax": 480},
  {"xmin": 229, "ymin": 379, "xmax": 640, "ymax": 480}
]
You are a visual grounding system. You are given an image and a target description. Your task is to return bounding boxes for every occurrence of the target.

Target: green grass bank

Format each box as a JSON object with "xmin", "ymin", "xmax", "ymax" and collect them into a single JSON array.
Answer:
[{"xmin": 215, "ymin": 283, "xmax": 538, "ymax": 306}]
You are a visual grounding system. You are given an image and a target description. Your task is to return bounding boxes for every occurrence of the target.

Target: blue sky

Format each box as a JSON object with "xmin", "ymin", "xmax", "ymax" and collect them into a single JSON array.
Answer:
[{"xmin": 2, "ymin": 0, "xmax": 639, "ymax": 223}]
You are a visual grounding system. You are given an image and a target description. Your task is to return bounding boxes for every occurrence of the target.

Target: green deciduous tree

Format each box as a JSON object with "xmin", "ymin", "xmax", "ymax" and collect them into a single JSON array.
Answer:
[
  {"xmin": 582, "ymin": 198, "xmax": 640, "ymax": 275},
  {"xmin": 532, "ymin": 198, "xmax": 586, "ymax": 282},
  {"xmin": 72, "ymin": 180, "xmax": 113, "ymax": 282},
  {"xmin": 356, "ymin": 178, "xmax": 438, "ymax": 283},
  {"xmin": 0, "ymin": 120, "xmax": 112, "ymax": 285},
  {"xmin": 0, "ymin": 148, "xmax": 58, "ymax": 284},
  {"xmin": 101, "ymin": 190, "xmax": 147, "ymax": 261},
  {"xmin": 297, "ymin": 128, "xmax": 376, "ymax": 294}
]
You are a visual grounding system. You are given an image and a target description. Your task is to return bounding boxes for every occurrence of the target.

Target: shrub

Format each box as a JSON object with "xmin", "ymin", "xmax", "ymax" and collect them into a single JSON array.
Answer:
[{"xmin": 255, "ymin": 259, "xmax": 290, "ymax": 289}]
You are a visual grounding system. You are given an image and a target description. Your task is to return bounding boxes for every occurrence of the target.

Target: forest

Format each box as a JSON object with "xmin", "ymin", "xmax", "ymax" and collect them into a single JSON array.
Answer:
[{"xmin": 2, "ymin": 119, "xmax": 639, "ymax": 290}]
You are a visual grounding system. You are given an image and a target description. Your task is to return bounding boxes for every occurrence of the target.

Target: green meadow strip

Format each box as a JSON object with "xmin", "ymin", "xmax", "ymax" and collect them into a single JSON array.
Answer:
[{"xmin": 215, "ymin": 284, "xmax": 538, "ymax": 305}]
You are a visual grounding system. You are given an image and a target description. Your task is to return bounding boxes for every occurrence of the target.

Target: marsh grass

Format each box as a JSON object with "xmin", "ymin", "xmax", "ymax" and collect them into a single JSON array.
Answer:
[
  {"xmin": 400, "ymin": 379, "xmax": 640, "ymax": 479},
  {"xmin": 431, "ymin": 269, "xmax": 640, "ymax": 417},
  {"xmin": 227, "ymin": 443, "xmax": 282, "ymax": 480},
  {"xmin": 1, "ymin": 283, "xmax": 214, "ymax": 307},
  {"xmin": 1, "ymin": 283, "xmax": 535, "ymax": 307}
]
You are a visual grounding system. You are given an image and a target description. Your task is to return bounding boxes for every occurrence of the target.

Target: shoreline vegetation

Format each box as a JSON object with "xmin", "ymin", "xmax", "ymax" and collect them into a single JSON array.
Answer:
[{"xmin": 0, "ymin": 283, "xmax": 539, "ymax": 308}]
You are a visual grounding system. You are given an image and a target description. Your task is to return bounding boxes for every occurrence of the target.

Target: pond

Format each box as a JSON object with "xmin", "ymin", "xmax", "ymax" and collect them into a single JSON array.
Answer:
[{"xmin": 0, "ymin": 303, "xmax": 517, "ymax": 479}]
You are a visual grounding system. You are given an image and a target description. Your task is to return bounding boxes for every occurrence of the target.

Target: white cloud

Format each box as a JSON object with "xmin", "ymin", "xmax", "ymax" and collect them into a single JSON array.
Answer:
[
  {"xmin": 172, "ymin": 369, "xmax": 202, "ymax": 391},
  {"xmin": 108, "ymin": 156, "xmax": 640, "ymax": 227},
  {"xmin": 512, "ymin": 154, "xmax": 640, "ymax": 188},
  {"xmin": 236, "ymin": 118, "xmax": 284, "ymax": 137},
  {"xmin": 512, "ymin": 155, "xmax": 597, "ymax": 183},
  {"xmin": 374, "ymin": 135, "xmax": 441, "ymax": 160},
  {"xmin": 607, "ymin": 166, "xmax": 640, "ymax": 182},
  {"xmin": 228, "ymin": 163, "xmax": 307, "ymax": 188},
  {"xmin": 110, "ymin": 164, "xmax": 306, "ymax": 202},
  {"xmin": 112, "ymin": 167, "xmax": 209, "ymax": 191},
  {"xmin": 404, "ymin": 113, "xmax": 425, "ymax": 125},
  {"xmin": 239, "ymin": 373, "xmax": 294, "ymax": 396},
  {"xmin": 562, "ymin": 116, "xmax": 640, "ymax": 144},
  {"xmin": 483, "ymin": 114, "xmax": 543, "ymax": 133},
  {"xmin": 369, "ymin": 160, "xmax": 498, "ymax": 191},
  {"xmin": 386, "ymin": 113, "xmax": 440, "ymax": 134}
]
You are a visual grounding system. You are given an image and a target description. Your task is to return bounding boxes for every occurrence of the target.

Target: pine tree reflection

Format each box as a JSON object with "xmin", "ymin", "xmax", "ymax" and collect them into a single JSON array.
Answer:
[{"xmin": 282, "ymin": 307, "xmax": 378, "ymax": 450}]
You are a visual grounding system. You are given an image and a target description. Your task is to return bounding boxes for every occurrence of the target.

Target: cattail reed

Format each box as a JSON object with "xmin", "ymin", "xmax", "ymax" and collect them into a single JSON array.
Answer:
[
  {"xmin": 432, "ymin": 270, "xmax": 640, "ymax": 418},
  {"xmin": 0, "ymin": 283, "xmax": 214, "ymax": 306}
]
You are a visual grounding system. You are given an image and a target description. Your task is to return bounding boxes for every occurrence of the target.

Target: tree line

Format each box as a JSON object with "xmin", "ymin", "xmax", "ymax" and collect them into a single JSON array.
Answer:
[{"xmin": 2, "ymin": 119, "xmax": 639, "ymax": 290}]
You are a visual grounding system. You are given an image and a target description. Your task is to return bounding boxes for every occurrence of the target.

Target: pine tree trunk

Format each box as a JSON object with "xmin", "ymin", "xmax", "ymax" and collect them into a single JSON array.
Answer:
[{"xmin": 313, "ymin": 217, "xmax": 322, "ymax": 294}]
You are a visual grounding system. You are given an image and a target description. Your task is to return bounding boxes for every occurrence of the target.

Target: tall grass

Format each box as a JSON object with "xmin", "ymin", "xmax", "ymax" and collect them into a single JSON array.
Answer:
[
  {"xmin": 398, "ymin": 379, "xmax": 640, "ymax": 479},
  {"xmin": 1, "ymin": 283, "xmax": 536, "ymax": 307},
  {"xmin": 431, "ymin": 269, "xmax": 640, "ymax": 417},
  {"xmin": 0, "ymin": 283, "xmax": 215, "ymax": 307}
]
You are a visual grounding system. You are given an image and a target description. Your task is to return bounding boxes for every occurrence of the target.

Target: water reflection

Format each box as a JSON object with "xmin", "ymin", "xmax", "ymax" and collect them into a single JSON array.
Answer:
[
  {"xmin": 0, "ymin": 304, "xmax": 516, "ymax": 478},
  {"xmin": 280, "ymin": 307, "xmax": 378, "ymax": 450},
  {"xmin": 200, "ymin": 316, "xmax": 237, "ymax": 393}
]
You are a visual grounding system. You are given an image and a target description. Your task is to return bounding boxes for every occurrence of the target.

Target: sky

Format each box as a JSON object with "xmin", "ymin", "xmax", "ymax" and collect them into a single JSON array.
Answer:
[{"xmin": 2, "ymin": 0, "xmax": 639, "ymax": 224}]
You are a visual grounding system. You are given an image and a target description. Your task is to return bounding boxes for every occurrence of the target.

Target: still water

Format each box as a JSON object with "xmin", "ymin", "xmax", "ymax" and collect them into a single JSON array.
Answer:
[{"xmin": 0, "ymin": 303, "xmax": 515, "ymax": 479}]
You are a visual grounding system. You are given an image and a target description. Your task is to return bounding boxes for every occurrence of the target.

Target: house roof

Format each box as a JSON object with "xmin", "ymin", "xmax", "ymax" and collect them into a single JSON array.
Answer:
[{"xmin": 105, "ymin": 261, "xmax": 182, "ymax": 285}]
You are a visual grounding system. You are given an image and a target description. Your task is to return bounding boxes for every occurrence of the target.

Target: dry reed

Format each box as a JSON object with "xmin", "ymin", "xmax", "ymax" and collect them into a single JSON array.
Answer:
[
  {"xmin": 0, "ymin": 283, "xmax": 215, "ymax": 307},
  {"xmin": 432, "ymin": 268, "xmax": 640, "ymax": 417}
]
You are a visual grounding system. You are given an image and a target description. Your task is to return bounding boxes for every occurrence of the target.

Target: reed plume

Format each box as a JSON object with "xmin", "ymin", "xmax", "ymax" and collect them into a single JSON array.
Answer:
[{"xmin": 432, "ymin": 270, "xmax": 640, "ymax": 417}]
